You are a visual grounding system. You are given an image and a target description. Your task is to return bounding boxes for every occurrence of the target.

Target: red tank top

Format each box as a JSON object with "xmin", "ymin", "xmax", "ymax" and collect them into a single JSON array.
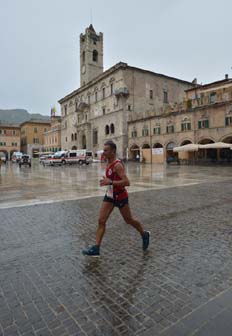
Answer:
[{"xmin": 106, "ymin": 159, "xmax": 128, "ymax": 200}]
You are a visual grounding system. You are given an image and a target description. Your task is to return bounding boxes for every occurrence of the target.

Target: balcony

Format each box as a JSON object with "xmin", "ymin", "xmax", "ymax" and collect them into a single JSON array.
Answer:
[
  {"xmin": 75, "ymin": 102, "xmax": 90, "ymax": 112},
  {"xmin": 114, "ymin": 87, "xmax": 129, "ymax": 97}
]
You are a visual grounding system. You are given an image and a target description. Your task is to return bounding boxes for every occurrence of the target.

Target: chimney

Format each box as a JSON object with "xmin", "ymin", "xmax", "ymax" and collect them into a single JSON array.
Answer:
[{"xmin": 225, "ymin": 74, "xmax": 228, "ymax": 80}]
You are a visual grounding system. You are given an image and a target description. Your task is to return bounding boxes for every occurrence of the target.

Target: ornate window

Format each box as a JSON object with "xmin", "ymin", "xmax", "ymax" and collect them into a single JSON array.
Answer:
[
  {"xmin": 181, "ymin": 117, "xmax": 191, "ymax": 131},
  {"xmin": 142, "ymin": 126, "xmax": 149, "ymax": 137},
  {"xmin": 198, "ymin": 119, "xmax": 209, "ymax": 129},
  {"xmin": 131, "ymin": 127, "xmax": 137, "ymax": 138},
  {"xmin": 166, "ymin": 125, "xmax": 174, "ymax": 133},
  {"xmin": 153, "ymin": 127, "xmax": 161, "ymax": 135}
]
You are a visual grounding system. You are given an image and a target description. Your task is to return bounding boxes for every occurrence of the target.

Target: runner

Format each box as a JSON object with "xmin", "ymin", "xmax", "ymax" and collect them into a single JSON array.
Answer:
[{"xmin": 82, "ymin": 140, "xmax": 150, "ymax": 256}]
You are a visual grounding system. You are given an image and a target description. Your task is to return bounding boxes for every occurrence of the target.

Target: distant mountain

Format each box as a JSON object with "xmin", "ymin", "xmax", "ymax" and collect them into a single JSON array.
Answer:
[{"xmin": 0, "ymin": 109, "xmax": 50, "ymax": 125}]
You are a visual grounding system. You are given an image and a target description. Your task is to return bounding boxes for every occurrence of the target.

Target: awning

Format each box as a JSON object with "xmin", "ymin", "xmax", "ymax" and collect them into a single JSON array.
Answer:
[
  {"xmin": 199, "ymin": 142, "xmax": 232, "ymax": 149},
  {"xmin": 173, "ymin": 144, "xmax": 199, "ymax": 152}
]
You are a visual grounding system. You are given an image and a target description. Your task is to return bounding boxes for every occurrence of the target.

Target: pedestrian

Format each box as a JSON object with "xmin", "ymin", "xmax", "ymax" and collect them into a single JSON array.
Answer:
[{"xmin": 82, "ymin": 140, "xmax": 150, "ymax": 257}]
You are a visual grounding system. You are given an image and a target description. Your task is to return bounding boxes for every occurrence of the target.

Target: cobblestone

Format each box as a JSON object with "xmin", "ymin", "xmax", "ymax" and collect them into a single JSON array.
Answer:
[{"xmin": 1, "ymin": 179, "xmax": 232, "ymax": 335}]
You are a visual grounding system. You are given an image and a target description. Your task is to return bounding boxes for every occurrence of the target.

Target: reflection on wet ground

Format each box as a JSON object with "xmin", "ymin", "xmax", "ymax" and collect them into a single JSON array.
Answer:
[
  {"xmin": 1, "ymin": 162, "xmax": 232, "ymax": 335},
  {"xmin": 0, "ymin": 160, "xmax": 232, "ymax": 208}
]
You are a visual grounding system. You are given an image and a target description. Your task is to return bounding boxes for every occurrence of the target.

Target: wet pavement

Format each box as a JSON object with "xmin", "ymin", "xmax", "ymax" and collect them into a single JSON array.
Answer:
[
  {"xmin": 1, "ymin": 160, "xmax": 232, "ymax": 208},
  {"xmin": 1, "ymin": 162, "xmax": 232, "ymax": 335}
]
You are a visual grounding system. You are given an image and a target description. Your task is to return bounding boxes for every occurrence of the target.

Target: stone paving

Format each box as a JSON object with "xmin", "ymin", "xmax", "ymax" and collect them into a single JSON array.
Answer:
[{"xmin": 1, "ymin": 179, "xmax": 232, "ymax": 335}]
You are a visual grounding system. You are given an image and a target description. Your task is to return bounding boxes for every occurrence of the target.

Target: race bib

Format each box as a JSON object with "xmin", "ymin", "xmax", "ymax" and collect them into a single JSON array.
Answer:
[{"xmin": 106, "ymin": 185, "xmax": 114, "ymax": 199}]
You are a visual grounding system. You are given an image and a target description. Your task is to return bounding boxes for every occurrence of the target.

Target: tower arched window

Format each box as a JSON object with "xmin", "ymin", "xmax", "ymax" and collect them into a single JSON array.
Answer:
[
  {"xmin": 71, "ymin": 133, "xmax": 74, "ymax": 141},
  {"xmin": 74, "ymin": 133, "xmax": 77, "ymax": 140},
  {"xmin": 93, "ymin": 50, "xmax": 98, "ymax": 62},
  {"xmin": 110, "ymin": 123, "xmax": 115, "ymax": 134},
  {"xmin": 82, "ymin": 51, "xmax": 85, "ymax": 63},
  {"xmin": 105, "ymin": 125, "xmax": 109, "ymax": 135}
]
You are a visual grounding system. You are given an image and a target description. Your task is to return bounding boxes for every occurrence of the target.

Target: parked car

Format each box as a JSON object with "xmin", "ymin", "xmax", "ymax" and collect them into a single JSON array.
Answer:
[
  {"xmin": 42, "ymin": 154, "xmax": 54, "ymax": 166},
  {"xmin": 12, "ymin": 152, "xmax": 23, "ymax": 163},
  {"xmin": 19, "ymin": 154, "xmax": 31, "ymax": 168},
  {"xmin": 39, "ymin": 153, "xmax": 53, "ymax": 164}
]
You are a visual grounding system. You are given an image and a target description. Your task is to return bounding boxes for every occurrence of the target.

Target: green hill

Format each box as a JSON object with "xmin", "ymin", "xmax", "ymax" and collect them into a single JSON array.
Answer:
[{"xmin": 0, "ymin": 109, "xmax": 50, "ymax": 125}]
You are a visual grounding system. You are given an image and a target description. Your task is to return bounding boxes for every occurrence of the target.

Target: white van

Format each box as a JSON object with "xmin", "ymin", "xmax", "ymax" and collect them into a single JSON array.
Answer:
[
  {"xmin": 12, "ymin": 152, "xmax": 23, "ymax": 163},
  {"xmin": 64, "ymin": 150, "xmax": 93, "ymax": 165}
]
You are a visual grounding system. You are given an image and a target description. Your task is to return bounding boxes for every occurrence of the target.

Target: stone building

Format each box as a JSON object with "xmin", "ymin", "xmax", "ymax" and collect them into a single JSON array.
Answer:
[
  {"xmin": 20, "ymin": 120, "xmax": 51, "ymax": 157},
  {"xmin": 59, "ymin": 25, "xmax": 194, "ymax": 159},
  {"xmin": 128, "ymin": 76, "xmax": 232, "ymax": 163},
  {"xmin": 0, "ymin": 123, "xmax": 20, "ymax": 160},
  {"xmin": 43, "ymin": 110, "xmax": 62, "ymax": 153}
]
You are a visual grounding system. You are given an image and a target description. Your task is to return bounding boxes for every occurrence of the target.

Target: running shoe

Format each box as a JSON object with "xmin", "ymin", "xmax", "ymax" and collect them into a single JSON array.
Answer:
[
  {"xmin": 82, "ymin": 245, "xmax": 100, "ymax": 257},
  {"xmin": 142, "ymin": 231, "xmax": 150, "ymax": 250}
]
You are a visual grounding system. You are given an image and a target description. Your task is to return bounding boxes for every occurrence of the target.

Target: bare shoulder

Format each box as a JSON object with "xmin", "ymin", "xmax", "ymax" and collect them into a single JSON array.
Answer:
[{"xmin": 114, "ymin": 160, "xmax": 124, "ymax": 171}]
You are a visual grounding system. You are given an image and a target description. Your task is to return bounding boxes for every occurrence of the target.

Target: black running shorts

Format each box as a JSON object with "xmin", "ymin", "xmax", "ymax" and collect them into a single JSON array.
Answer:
[{"xmin": 103, "ymin": 195, "xmax": 128, "ymax": 209}]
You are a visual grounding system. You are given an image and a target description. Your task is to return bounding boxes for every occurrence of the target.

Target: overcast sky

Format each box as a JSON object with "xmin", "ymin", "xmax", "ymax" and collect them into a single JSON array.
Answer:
[{"xmin": 1, "ymin": 0, "xmax": 232, "ymax": 116}]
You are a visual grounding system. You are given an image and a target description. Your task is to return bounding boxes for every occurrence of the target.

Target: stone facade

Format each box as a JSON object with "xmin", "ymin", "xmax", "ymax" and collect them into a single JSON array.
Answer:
[
  {"xmin": 43, "ymin": 116, "xmax": 62, "ymax": 152},
  {"xmin": 20, "ymin": 120, "xmax": 51, "ymax": 157},
  {"xmin": 80, "ymin": 24, "xmax": 103, "ymax": 87},
  {"xmin": 59, "ymin": 25, "xmax": 194, "ymax": 159},
  {"xmin": 128, "ymin": 76, "xmax": 232, "ymax": 163},
  {"xmin": 0, "ymin": 124, "xmax": 20, "ymax": 160}
]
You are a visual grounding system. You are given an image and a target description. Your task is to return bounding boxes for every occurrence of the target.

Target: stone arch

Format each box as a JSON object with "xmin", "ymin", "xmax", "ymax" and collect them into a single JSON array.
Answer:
[
  {"xmin": 152, "ymin": 143, "xmax": 164, "ymax": 163},
  {"xmin": 141, "ymin": 143, "xmax": 151, "ymax": 163},
  {"xmin": 166, "ymin": 141, "xmax": 178, "ymax": 162},
  {"xmin": 153, "ymin": 143, "xmax": 163, "ymax": 148},
  {"xmin": 142, "ymin": 143, "xmax": 150, "ymax": 149},
  {"xmin": 198, "ymin": 138, "xmax": 215, "ymax": 162},
  {"xmin": 198, "ymin": 137, "xmax": 214, "ymax": 144},
  {"xmin": 218, "ymin": 135, "xmax": 232, "ymax": 163},
  {"xmin": 72, "ymin": 145, "xmax": 77, "ymax": 150},
  {"xmin": 180, "ymin": 139, "xmax": 193, "ymax": 146},
  {"xmin": 220, "ymin": 134, "xmax": 232, "ymax": 143},
  {"xmin": 129, "ymin": 144, "xmax": 140, "ymax": 160}
]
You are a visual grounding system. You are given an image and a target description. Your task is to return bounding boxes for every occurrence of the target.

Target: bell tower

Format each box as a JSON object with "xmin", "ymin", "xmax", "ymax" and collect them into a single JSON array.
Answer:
[{"xmin": 80, "ymin": 25, "xmax": 103, "ymax": 86}]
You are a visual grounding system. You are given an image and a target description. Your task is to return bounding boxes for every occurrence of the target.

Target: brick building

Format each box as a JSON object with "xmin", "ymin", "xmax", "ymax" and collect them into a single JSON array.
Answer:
[{"xmin": 0, "ymin": 124, "xmax": 20, "ymax": 160}]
